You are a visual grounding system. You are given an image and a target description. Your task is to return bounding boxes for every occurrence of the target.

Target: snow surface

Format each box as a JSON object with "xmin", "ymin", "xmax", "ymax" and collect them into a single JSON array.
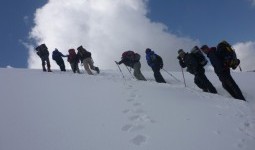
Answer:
[{"xmin": 0, "ymin": 68, "xmax": 255, "ymax": 150}]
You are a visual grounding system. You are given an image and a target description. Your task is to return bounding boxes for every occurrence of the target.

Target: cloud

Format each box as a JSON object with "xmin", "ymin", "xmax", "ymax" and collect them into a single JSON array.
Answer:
[
  {"xmin": 6, "ymin": 65, "xmax": 14, "ymax": 69},
  {"xmin": 251, "ymin": 0, "xmax": 255, "ymax": 5},
  {"xmin": 28, "ymin": 0, "xmax": 199, "ymax": 71},
  {"xmin": 233, "ymin": 41, "xmax": 255, "ymax": 71}
]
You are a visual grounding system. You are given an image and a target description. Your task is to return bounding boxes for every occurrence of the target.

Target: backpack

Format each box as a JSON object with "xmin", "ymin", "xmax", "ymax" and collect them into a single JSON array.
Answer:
[
  {"xmin": 216, "ymin": 41, "xmax": 240, "ymax": 69},
  {"xmin": 122, "ymin": 51, "xmax": 134, "ymax": 59},
  {"xmin": 149, "ymin": 53, "xmax": 163, "ymax": 65},
  {"xmin": 68, "ymin": 49, "xmax": 77, "ymax": 62},
  {"xmin": 52, "ymin": 50, "xmax": 58, "ymax": 60},
  {"xmin": 77, "ymin": 46, "xmax": 91, "ymax": 58},
  {"xmin": 134, "ymin": 53, "xmax": 140, "ymax": 62},
  {"xmin": 35, "ymin": 44, "xmax": 49, "ymax": 57},
  {"xmin": 190, "ymin": 46, "xmax": 208, "ymax": 66},
  {"xmin": 122, "ymin": 51, "xmax": 140, "ymax": 62}
]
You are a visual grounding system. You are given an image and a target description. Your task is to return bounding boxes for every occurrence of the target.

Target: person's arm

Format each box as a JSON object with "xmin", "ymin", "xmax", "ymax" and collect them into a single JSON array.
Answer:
[{"xmin": 178, "ymin": 56, "xmax": 186, "ymax": 68}]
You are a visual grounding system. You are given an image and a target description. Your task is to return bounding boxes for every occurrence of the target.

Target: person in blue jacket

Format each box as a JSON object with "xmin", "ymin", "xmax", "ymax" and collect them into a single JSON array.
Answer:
[
  {"xmin": 145, "ymin": 48, "xmax": 166, "ymax": 83},
  {"xmin": 52, "ymin": 48, "xmax": 67, "ymax": 71}
]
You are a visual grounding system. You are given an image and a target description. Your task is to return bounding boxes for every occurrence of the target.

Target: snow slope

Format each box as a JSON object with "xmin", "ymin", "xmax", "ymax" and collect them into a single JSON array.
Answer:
[{"xmin": 0, "ymin": 68, "xmax": 255, "ymax": 150}]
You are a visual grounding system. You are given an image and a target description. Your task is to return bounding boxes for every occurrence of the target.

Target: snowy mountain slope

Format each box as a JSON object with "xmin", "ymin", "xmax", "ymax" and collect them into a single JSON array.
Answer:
[{"xmin": 0, "ymin": 68, "xmax": 255, "ymax": 150}]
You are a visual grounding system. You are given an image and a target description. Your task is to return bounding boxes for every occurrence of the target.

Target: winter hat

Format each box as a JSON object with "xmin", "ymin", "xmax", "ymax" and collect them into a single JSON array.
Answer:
[
  {"xmin": 178, "ymin": 49, "xmax": 185, "ymax": 58},
  {"xmin": 200, "ymin": 45, "xmax": 210, "ymax": 54},
  {"xmin": 77, "ymin": 45, "xmax": 83, "ymax": 51},
  {"xmin": 145, "ymin": 48, "xmax": 152, "ymax": 54}
]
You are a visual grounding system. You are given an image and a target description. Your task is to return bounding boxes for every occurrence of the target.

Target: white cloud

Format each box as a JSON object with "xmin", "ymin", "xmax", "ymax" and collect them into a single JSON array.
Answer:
[
  {"xmin": 6, "ymin": 65, "xmax": 13, "ymax": 69},
  {"xmin": 233, "ymin": 41, "xmax": 255, "ymax": 71},
  {"xmin": 28, "ymin": 0, "xmax": 199, "ymax": 70},
  {"xmin": 252, "ymin": 0, "xmax": 255, "ymax": 5}
]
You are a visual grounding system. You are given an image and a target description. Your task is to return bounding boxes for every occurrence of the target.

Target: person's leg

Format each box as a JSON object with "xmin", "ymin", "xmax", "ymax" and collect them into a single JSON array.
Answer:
[
  {"xmin": 153, "ymin": 68, "xmax": 166, "ymax": 83},
  {"xmin": 133, "ymin": 62, "xmax": 146, "ymax": 81},
  {"xmin": 83, "ymin": 59, "xmax": 93, "ymax": 75},
  {"xmin": 200, "ymin": 74, "xmax": 217, "ymax": 93}
]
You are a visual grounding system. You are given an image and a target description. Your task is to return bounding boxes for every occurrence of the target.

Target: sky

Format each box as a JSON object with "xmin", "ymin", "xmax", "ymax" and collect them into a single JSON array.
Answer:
[{"xmin": 0, "ymin": 0, "xmax": 255, "ymax": 71}]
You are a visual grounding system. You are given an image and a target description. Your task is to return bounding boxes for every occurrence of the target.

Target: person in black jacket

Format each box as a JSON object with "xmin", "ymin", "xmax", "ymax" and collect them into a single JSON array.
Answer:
[
  {"xmin": 178, "ymin": 49, "xmax": 217, "ymax": 93},
  {"xmin": 77, "ymin": 46, "xmax": 99, "ymax": 75},
  {"xmin": 200, "ymin": 45, "xmax": 245, "ymax": 101},
  {"xmin": 145, "ymin": 48, "xmax": 166, "ymax": 83},
  {"xmin": 35, "ymin": 44, "xmax": 52, "ymax": 72},
  {"xmin": 52, "ymin": 48, "xmax": 67, "ymax": 71}
]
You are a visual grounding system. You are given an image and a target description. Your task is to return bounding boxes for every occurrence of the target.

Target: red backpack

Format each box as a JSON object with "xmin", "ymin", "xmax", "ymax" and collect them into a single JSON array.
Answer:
[
  {"xmin": 122, "ymin": 51, "xmax": 140, "ymax": 62},
  {"xmin": 122, "ymin": 51, "xmax": 134, "ymax": 58},
  {"xmin": 68, "ymin": 49, "xmax": 76, "ymax": 62}
]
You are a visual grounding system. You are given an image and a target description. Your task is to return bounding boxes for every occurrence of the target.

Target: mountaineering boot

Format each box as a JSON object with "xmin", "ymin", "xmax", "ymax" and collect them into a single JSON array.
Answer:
[{"xmin": 95, "ymin": 67, "xmax": 100, "ymax": 74}]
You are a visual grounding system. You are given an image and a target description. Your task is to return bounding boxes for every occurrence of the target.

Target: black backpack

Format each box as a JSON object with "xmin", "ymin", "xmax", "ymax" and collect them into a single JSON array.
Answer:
[
  {"xmin": 77, "ymin": 46, "xmax": 91, "ymax": 58},
  {"xmin": 35, "ymin": 44, "xmax": 49, "ymax": 57},
  {"xmin": 216, "ymin": 41, "xmax": 240, "ymax": 69},
  {"xmin": 190, "ymin": 46, "xmax": 208, "ymax": 66},
  {"xmin": 150, "ymin": 53, "xmax": 163, "ymax": 66},
  {"xmin": 122, "ymin": 51, "xmax": 140, "ymax": 62}
]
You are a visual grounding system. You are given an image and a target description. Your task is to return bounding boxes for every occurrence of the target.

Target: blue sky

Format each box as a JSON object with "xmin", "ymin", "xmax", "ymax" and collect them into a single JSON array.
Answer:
[
  {"xmin": 0, "ymin": 0, "xmax": 255, "ymax": 68},
  {"xmin": 0, "ymin": 0, "xmax": 47, "ymax": 68},
  {"xmin": 148, "ymin": 0, "xmax": 255, "ymax": 44}
]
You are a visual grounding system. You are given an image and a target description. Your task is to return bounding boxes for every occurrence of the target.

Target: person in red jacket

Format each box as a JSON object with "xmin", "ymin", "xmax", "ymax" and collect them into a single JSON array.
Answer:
[{"xmin": 67, "ymin": 49, "xmax": 80, "ymax": 73}]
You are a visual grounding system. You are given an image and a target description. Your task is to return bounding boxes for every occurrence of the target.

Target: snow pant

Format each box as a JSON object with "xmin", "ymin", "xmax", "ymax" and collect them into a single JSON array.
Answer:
[
  {"xmin": 152, "ymin": 67, "xmax": 166, "ymax": 83},
  {"xmin": 55, "ymin": 59, "xmax": 66, "ymax": 71},
  {"xmin": 82, "ymin": 58, "xmax": 99, "ymax": 75},
  {"xmin": 41, "ymin": 57, "xmax": 51, "ymax": 72},
  {"xmin": 70, "ymin": 62, "xmax": 80, "ymax": 73},
  {"xmin": 194, "ymin": 73, "xmax": 217, "ymax": 94},
  {"xmin": 133, "ymin": 62, "xmax": 146, "ymax": 81},
  {"xmin": 218, "ymin": 70, "xmax": 245, "ymax": 101}
]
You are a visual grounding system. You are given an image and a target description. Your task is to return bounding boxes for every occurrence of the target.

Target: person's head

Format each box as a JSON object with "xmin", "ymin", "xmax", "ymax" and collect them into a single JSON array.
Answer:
[
  {"xmin": 78, "ymin": 46, "xmax": 87, "ymax": 53},
  {"xmin": 178, "ymin": 49, "xmax": 185, "ymax": 58},
  {"xmin": 77, "ymin": 45, "xmax": 84, "ymax": 51},
  {"xmin": 200, "ymin": 45, "xmax": 210, "ymax": 54},
  {"xmin": 145, "ymin": 48, "xmax": 151, "ymax": 54}
]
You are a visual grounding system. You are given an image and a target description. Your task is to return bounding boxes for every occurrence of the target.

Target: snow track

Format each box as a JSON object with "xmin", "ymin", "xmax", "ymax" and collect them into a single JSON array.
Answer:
[{"xmin": 0, "ymin": 68, "xmax": 254, "ymax": 150}]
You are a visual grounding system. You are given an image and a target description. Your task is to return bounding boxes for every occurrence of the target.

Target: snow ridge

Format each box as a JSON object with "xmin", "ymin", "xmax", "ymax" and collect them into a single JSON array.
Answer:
[{"xmin": 0, "ymin": 68, "xmax": 255, "ymax": 150}]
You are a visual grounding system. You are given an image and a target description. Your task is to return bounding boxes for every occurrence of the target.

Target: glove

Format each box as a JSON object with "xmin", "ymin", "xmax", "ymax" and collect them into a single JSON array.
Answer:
[
  {"xmin": 160, "ymin": 64, "xmax": 163, "ymax": 69},
  {"xmin": 115, "ymin": 61, "xmax": 120, "ymax": 65},
  {"xmin": 177, "ymin": 56, "xmax": 181, "ymax": 60}
]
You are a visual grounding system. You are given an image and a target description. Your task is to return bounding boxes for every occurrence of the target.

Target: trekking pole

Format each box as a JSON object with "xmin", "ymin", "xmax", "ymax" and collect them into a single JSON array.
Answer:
[
  {"xmin": 115, "ymin": 61, "xmax": 125, "ymax": 79},
  {"xmin": 181, "ymin": 68, "xmax": 187, "ymax": 87},
  {"xmin": 125, "ymin": 65, "xmax": 135, "ymax": 79},
  {"xmin": 239, "ymin": 65, "xmax": 242, "ymax": 72},
  {"xmin": 162, "ymin": 68, "xmax": 181, "ymax": 82}
]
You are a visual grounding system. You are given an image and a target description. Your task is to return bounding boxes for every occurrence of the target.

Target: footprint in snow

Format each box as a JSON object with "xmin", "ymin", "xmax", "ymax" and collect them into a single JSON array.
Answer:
[
  {"xmin": 121, "ymin": 124, "xmax": 145, "ymax": 132},
  {"xmin": 129, "ymin": 115, "xmax": 141, "ymax": 121},
  {"xmin": 133, "ymin": 102, "xmax": 142, "ymax": 106},
  {"xmin": 122, "ymin": 109, "xmax": 131, "ymax": 114},
  {"xmin": 127, "ymin": 98, "xmax": 135, "ymax": 102},
  {"xmin": 134, "ymin": 109, "xmax": 145, "ymax": 114},
  {"xmin": 129, "ymin": 114, "xmax": 156, "ymax": 123},
  {"xmin": 121, "ymin": 124, "xmax": 133, "ymax": 131},
  {"xmin": 130, "ymin": 135, "xmax": 147, "ymax": 146},
  {"xmin": 130, "ymin": 93, "xmax": 137, "ymax": 98}
]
